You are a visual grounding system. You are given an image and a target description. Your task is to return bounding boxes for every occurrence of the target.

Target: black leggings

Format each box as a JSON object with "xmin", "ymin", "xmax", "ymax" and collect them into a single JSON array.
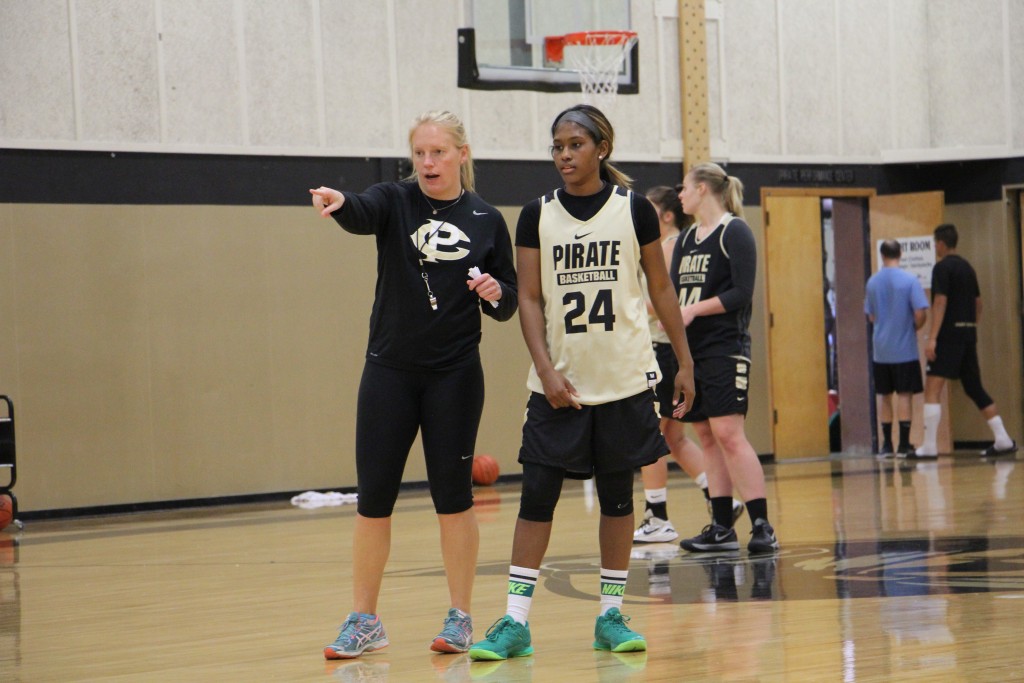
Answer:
[
  {"xmin": 518, "ymin": 461, "xmax": 634, "ymax": 522},
  {"xmin": 355, "ymin": 360, "xmax": 484, "ymax": 517}
]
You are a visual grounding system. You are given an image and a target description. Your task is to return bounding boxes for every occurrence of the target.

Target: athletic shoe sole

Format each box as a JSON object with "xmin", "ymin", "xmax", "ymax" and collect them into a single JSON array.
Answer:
[
  {"xmin": 430, "ymin": 638, "xmax": 468, "ymax": 654},
  {"xmin": 324, "ymin": 641, "xmax": 389, "ymax": 660}
]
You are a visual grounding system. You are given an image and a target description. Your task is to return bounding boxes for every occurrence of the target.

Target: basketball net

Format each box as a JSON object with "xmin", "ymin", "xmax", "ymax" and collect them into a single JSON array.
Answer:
[{"xmin": 563, "ymin": 32, "xmax": 637, "ymax": 109}]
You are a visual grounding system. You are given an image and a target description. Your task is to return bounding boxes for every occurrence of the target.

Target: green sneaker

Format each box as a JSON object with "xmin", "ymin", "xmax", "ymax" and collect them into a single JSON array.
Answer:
[
  {"xmin": 593, "ymin": 608, "xmax": 646, "ymax": 652},
  {"xmin": 468, "ymin": 615, "xmax": 534, "ymax": 660}
]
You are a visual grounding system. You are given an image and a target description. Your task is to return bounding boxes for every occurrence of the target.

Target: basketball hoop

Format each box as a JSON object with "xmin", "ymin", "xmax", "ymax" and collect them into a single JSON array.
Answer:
[{"xmin": 544, "ymin": 31, "xmax": 637, "ymax": 108}]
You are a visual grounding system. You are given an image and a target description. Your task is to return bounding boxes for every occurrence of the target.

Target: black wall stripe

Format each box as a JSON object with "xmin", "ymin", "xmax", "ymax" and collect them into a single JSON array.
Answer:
[{"xmin": 2, "ymin": 148, "xmax": 1022, "ymax": 207}]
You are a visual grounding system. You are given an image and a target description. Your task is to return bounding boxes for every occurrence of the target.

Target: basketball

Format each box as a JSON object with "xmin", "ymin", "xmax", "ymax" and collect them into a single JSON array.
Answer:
[
  {"xmin": 472, "ymin": 455, "xmax": 500, "ymax": 486},
  {"xmin": 0, "ymin": 494, "xmax": 12, "ymax": 530}
]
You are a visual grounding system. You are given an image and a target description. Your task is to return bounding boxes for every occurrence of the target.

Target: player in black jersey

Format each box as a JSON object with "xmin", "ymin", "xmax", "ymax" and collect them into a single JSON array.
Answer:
[
  {"xmin": 916, "ymin": 223, "xmax": 1017, "ymax": 457},
  {"xmin": 470, "ymin": 105, "xmax": 695, "ymax": 661},
  {"xmin": 310, "ymin": 111, "xmax": 518, "ymax": 659},
  {"xmin": 633, "ymin": 186, "xmax": 743, "ymax": 546},
  {"xmin": 671, "ymin": 162, "xmax": 779, "ymax": 555}
]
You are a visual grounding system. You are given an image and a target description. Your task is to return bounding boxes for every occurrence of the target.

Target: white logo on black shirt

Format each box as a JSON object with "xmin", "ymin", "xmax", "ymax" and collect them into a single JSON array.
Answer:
[{"xmin": 412, "ymin": 220, "xmax": 471, "ymax": 262}]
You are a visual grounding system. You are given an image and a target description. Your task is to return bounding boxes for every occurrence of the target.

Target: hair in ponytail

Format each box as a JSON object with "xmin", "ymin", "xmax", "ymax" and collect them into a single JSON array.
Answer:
[
  {"xmin": 407, "ymin": 110, "xmax": 475, "ymax": 192},
  {"xmin": 550, "ymin": 104, "xmax": 632, "ymax": 189},
  {"xmin": 645, "ymin": 185, "xmax": 686, "ymax": 229},
  {"xmin": 687, "ymin": 162, "xmax": 744, "ymax": 219}
]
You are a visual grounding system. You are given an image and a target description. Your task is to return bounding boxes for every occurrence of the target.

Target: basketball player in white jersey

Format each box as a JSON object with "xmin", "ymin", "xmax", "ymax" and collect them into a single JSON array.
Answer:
[{"xmin": 469, "ymin": 105, "xmax": 695, "ymax": 661}]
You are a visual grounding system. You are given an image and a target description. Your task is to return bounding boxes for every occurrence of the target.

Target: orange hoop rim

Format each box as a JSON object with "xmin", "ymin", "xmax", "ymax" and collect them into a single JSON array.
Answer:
[
  {"xmin": 561, "ymin": 30, "xmax": 637, "ymax": 46},
  {"xmin": 544, "ymin": 30, "xmax": 637, "ymax": 67}
]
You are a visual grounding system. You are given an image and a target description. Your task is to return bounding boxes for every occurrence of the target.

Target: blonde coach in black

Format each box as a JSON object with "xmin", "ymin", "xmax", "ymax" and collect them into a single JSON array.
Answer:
[{"xmin": 310, "ymin": 110, "xmax": 517, "ymax": 659}]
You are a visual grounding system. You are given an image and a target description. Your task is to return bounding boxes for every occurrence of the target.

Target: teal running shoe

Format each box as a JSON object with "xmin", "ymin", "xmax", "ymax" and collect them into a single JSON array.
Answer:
[
  {"xmin": 593, "ymin": 608, "xmax": 646, "ymax": 652},
  {"xmin": 468, "ymin": 615, "xmax": 534, "ymax": 660}
]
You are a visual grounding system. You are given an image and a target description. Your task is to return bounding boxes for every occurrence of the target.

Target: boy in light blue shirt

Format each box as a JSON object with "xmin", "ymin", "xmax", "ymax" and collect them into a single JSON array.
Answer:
[{"xmin": 864, "ymin": 240, "xmax": 929, "ymax": 456}]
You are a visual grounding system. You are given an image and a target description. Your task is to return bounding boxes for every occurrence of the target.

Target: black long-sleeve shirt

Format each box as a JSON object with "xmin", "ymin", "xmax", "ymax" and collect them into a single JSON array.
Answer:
[
  {"xmin": 333, "ymin": 181, "xmax": 518, "ymax": 370},
  {"xmin": 670, "ymin": 215, "xmax": 756, "ymax": 359}
]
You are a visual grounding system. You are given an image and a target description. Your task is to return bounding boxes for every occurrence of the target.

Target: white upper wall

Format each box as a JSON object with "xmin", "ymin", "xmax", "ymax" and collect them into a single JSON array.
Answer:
[{"xmin": 1, "ymin": 0, "xmax": 1021, "ymax": 163}]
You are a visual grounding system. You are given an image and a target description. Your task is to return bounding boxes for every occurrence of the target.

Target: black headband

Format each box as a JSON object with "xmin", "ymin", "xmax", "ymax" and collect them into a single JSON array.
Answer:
[{"xmin": 553, "ymin": 110, "xmax": 602, "ymax": 141}]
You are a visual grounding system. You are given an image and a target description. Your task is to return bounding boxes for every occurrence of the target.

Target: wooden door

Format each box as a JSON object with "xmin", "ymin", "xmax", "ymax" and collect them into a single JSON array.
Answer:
[
  {"xmin": 868, "ymin": 191, "xmax": 949, "ymax": 453},
  {"xmin": 764, "ymin": 195, "xmax": 830, "ymax": 458}
]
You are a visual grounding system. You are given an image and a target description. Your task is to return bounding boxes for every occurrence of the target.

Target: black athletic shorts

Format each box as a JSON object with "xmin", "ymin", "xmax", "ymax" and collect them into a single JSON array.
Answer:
[
  {"xmin": 519, "ymin": 390, "xmax": 668, "ymax": 480},
  {"xmin": 354, "ymin": 359, "xmax": 483, "ymax": 517},
  {"xmin": 926, "ymin": 335, "xmax": 980, "ymax": 381},
  {"xmin": 873, "ymin": 360, "xmax": 923, "ymax": 395},
  {"xmin": 682, "ymin": 356, "xmax": 750, "ymax": 422},
  {"xmin": 652, "ymin": 342, "xmax": 680, "ymax": 419}
]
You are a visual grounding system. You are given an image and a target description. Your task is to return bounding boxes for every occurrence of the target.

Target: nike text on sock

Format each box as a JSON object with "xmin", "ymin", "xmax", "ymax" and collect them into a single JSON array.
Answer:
[
  {"xmin": 599, "ymin": 568, "xmax": 628, "ymax": 615},
  {"xmin": 506, "ymin": 565, "xmax": 539, "ymax": 625}
]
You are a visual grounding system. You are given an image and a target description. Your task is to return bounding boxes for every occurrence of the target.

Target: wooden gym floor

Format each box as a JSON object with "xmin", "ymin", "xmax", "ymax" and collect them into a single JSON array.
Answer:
[{"xmin": 0, "ymin": 452, "xmax": 1022, "ymax": 682}]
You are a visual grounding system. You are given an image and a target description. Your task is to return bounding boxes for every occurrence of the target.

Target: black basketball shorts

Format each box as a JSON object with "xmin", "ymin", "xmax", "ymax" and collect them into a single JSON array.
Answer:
[
  {"xmin": 519, "ymin": 389, "xmax": 668, "ymax": 480},
  {"xmin": 873, "ymin": 359, "xmax": 924, "ymax": 395},
  {"xmin": 682, "ymin": 355, "xmax": 751, "ymax": 422},
  {"xmin": 652, "ymin": 342, "xmax": 681, "ymax": 419}
]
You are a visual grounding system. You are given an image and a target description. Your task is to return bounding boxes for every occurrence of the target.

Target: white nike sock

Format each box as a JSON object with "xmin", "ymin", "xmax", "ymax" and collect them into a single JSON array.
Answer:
[
  {"xmin": 694, "ymin": 472, "xmax": 708, "ymax": 489},
  {"xmin": 506, "ymin": 565, "xmax": 540, "ymax": 625},
  {"xmin": 644, "ymin": 487, "xmax": 667, "ymax": 504},
  {"xmin": 987, "ymin": 416, "xmax": 1013, "ymax": 448},
  {"xmin": 919, "ymin": 403, "xmax": 941, "ymax": 454},
  {"xmin": 599, "ymin": 568, "xmax": 628, "ymax": 615}
]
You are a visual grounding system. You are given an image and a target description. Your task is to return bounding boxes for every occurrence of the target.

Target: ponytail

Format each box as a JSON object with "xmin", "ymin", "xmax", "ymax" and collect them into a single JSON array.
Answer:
[{"xmin": 688, "ymin": 162, "xmax": 744, "ymax": 219}]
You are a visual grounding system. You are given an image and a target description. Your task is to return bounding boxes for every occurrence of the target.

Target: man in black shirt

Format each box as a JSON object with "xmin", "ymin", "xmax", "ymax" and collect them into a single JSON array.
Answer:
[{"xmin": 916, "ymin": 223, "xmax": 1016, "ymax": 457}]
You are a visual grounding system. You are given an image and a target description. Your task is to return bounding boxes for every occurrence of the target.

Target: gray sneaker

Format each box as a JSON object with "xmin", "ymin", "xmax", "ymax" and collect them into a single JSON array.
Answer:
[
  {"xmin": 679, "ymin": 523, "xmax": 739, "ymax": 552},
  {"xmin": 431, "ymin": 607, "xmax": 473, "ymax": 653},
  {"xmin": 324, "ymin": 612, "xmax": 389, "ymax": 659},
  {"xmin": 748, "ymin": 519, "xmax": 780, "ymax": 554}
]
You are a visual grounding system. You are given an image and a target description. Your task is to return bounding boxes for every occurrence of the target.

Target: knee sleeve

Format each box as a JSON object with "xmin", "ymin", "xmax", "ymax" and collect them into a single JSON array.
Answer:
[
  {"xmin": 596, "ymin": 469, "xmax": 635, "ymax": 517},
  {"xmin": 962, "ymin": 375, "xmax": 993, "ymax": 411},
  {"xmin": 518, "ymin": 462, "xmax": 564, "ymax": 522}
]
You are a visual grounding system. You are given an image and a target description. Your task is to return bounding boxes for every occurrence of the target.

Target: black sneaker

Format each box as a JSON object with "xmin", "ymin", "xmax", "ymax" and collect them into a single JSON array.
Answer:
[
  {"xmin": 981, "ymin": 440, "xmax": 1018, "ymax": 456},
  {"xmin": 679, "ymin": 523, "xmax": 739, "ymax": 552},
  {"xmin": 747, "ymin": 519, "xmax": 779, "ymax": 554}
]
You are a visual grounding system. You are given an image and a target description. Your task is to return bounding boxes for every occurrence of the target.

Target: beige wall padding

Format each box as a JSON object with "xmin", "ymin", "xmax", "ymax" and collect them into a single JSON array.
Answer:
[
  {"xmin": 0, "ymin": 203, "xmax": 532, "ymax": 512},
  {"xmin": 3, "ymin": 199, "xmax": 1013, "ymax": 512}
]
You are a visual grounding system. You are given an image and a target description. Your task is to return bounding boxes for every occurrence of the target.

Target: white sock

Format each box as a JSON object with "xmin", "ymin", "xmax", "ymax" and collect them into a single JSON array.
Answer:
[
  {"xmin": 919, "ymin": 403, "xmax": 941, "ymax": 453},
  {"xmin": 644, "ymin": 487, "xmax": 667, "ymax": 504},
  {"xmin": 506, "ymin": 565, "xmax": 539, "ymax": 625},
  {"xmin": 599, "ymin": 568, "xmax": 628, "ymax": 616},
  {"xmin": 987, "ymin": 416, "xmax": 1013, "ymax": 448},
  {"xmin": 694, "ymin": 472, "xmax": 708, "ymax": 489}
]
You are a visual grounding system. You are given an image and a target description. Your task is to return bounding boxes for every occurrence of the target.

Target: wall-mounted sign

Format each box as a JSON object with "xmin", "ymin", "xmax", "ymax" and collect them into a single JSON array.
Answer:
[
  {"xmin": 876, "ymin": 236, "xmax": 935, "ymax": 290},
  {"xmin": 777, "ymin": 168, "xmax": 856, "ymax": 184}
]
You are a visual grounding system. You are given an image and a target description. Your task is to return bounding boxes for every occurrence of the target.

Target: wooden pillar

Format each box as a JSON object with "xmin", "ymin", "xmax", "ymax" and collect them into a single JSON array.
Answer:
[{"xmin": 678, "ymin": 0, "xmax": 710, "ymax": 175}]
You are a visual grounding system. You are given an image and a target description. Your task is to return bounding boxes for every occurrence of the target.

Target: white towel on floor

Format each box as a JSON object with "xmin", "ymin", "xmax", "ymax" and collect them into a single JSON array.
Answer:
[{"xmin": 290, "ymin": 491, "xmax": 358, "ymax": 509}]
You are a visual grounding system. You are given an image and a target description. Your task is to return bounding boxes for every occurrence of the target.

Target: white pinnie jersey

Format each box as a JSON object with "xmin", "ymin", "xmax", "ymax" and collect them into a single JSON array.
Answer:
[
  {"xmin": 527, "ymin": 186, "xmax": 660, "ymax": 404},
  {"xmin": 642, "ymin": 233, "xmax": 678, "ymax": 345}
]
